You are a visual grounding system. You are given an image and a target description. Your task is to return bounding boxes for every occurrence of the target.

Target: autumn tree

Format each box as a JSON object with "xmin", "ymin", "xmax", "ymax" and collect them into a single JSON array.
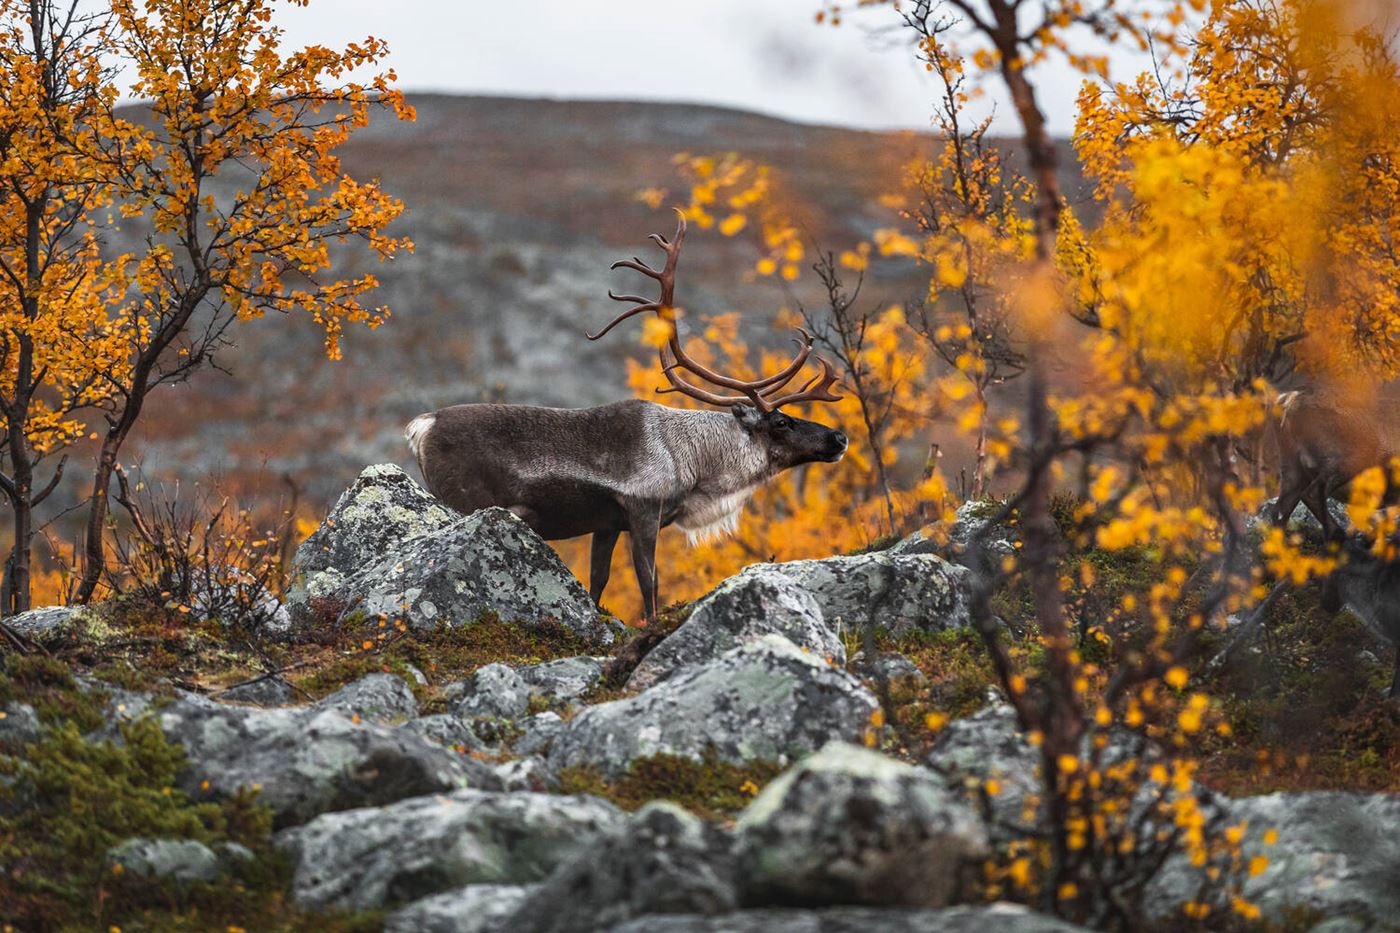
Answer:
[
  {"xmin": 902, "ymin": 42, "xmax": 1031, "ymax": 498},
  {"xmin": 1070, "ymin": 0, "xmax": 1400, "ymax": 480},
  {"xmin": 815, "ymin": 0, "xmax": 1400, "ymax": 923},
  {"xmin": 0, "ymin": 0, "xmax": 125, "ymax": 615},
  {"xmin": 68, "ymin": 0, "xmax": 413, "ymax": 602}
]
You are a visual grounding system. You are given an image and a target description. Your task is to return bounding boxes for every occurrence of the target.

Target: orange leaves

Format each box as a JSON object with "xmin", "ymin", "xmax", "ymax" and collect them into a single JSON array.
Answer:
[
  {"xmin": 102, "ymin": 0, "xmax": 414, "ymax": 356},
  {"xmin": 669, "ymin": 152, "xmax": 805, "ymax": 281}
]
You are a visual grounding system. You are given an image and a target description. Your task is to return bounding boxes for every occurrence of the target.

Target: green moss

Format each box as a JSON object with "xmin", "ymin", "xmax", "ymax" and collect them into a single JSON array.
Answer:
[
  {"xmin": 859, "ymin": 629, "xmax": 997, "ymax": 756},
  {"xmin": 0, "ymin": 714, "xmax": 380, "ymax": 932},
  {"xmin": 1199, "ymin": 583, "xmax": 1400, "ymax": 794},
  {"xmin": 846, "ymin": 532, "xmax": 903, "ymax": 555},
  {"xmin": 556, "ymin": 750, "xmax": 784, "ymax": 821},
  {"xmin": 0, "ymin": 653, "xmax": 109, "ymax": 734},
  {"xmin": 294, "ymin": 613, "xmax": 593, "ymax": 711}
]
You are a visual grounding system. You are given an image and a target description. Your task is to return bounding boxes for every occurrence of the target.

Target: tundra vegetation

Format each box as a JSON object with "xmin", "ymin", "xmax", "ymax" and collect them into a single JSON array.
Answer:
[{"xmin": 2, "ymin": 0, "xmax": 1400, "ymax": 931}]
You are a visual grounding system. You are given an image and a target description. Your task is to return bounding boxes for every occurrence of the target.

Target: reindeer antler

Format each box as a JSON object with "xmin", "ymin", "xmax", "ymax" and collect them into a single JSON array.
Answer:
[{"xmin": 588, "ymin": 212, "xmax": 843, "ymax": 413}]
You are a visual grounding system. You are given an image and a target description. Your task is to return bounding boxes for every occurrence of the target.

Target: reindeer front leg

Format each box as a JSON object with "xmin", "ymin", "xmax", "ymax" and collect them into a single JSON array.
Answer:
[{"xmin": 589, "ymin": 529, "xmax": 620, "ymax": 607}]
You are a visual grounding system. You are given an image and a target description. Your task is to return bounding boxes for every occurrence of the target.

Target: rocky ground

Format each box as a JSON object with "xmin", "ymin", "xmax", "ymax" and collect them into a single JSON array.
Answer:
[{"xmin": 2, "ymin": 466, "xmax": 1399, "ymax": 931}]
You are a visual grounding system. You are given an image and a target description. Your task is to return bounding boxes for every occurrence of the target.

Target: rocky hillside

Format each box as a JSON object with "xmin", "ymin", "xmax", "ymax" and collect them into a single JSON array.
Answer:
[
  {"xmin": 121, "ymin": 95, "xmax": 1089, "ymax": 506},
  {"xmin": 3, "ymin": 466, "xmax": 1398, "ymax": 931}
]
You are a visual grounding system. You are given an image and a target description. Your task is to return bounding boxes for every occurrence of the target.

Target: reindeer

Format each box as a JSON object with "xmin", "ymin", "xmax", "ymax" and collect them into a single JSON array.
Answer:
[
  {"xmin": 1270, "ymin": 389, "xmax": 1400, "ymax": 690},
  {"xmin": 406, "ymin": 216, "xmax": 848, "ymax": 619},
  {"xmin": 1271, "ymin": 388, "xmax": 1391, "ymax": 541}
]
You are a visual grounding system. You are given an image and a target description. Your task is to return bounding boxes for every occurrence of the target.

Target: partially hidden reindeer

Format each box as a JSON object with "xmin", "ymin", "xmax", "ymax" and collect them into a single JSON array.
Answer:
[
  {"xmin": 1271, "ymin": 388, "xmax": 1400, "ymax": 694},
  {"xmin": 406, "ymin": 216, "xmax": 848, "ymax": 619},
  {"xmin": 1272, "ymin": 388, "xmax": 1391, "ymax": 540}
]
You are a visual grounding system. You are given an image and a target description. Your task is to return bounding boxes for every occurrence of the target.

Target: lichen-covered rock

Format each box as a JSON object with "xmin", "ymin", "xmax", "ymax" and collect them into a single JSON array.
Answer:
[
  {"xmin": 3, "ymin": 604, "xmax": 90, "ymax": 647},
  {"xmin": 217, "ymin": 674, "xmax": 297, "ymax": 707},
  {"xmin": 547, "ymin": 635, "xmax": 879, "ymax": 776},
  {"xmin": 337, "ymin": 508, "xmax": 613, "ymax": 644},
  {"xmin": 516, "ymin": 656, "xmax": 605, "ymax": 704},
  {"xmin": 286, "ymin": 465, "xmax": 458, "ymax": 623},
  {"xmin": 1247, "ymin": 497, "xmax": 1351, "ymax": 539},
  {"xmin": 513, "ymin": 712, "xmax": 566, "ymax": 757},
  {"xmin": 276, "ymin": 789, "xmax": 622, "ymax": 910},
  {"xmin": 105, "ymin": 838, "xmax": 223, "ymax": 885},
  {"xmin": 947, "ymin": 500, "xmax": 1019, "ymax": 567},
  {"xmin": 1147, "ymin": 791, "xmax": 1400, "ymax": 926},
  {"xmin": 402, "ymin": 713, "xmax": 490, "ymax": 752},
  {"xmin": 852, "ymin": 653, "xmax": 927, "ymax": 690},
  {"xmin": 313, "ymin": 672, "xmax": 419, "ymax": 724},
  {"xmin": 605, "ymin": 904, "xmax": 1093, "ymax": 933},
  {"xmin": 448, "ymin": 657, "xmax": 606, "ymax": 723},
  {"xmin": 925, "ymin": 703, "xmax": 1039, "ymax": 843},
  {"xmin": 888, "ymin": 502, "xmax": 1021, "ymax": 568},
  {"xmin": 154, "ymin": 695, "xmax": 499, "ymax": 827},
  {"xmin": 490, "ymin": 756, "xmax": 552, "ymax": 792},
  {"xmin": 385, "ymin": 884, "xmax": 536, "ymax": 933},
  {"xmin": 737, "ymin": 742, "xmax": 988, "ymax": 908},
  {"xmin": 504, "ymin": 802, "xmax": 738, "ymax": 933},
  {"xmin": 0, "ymin": 702, "xmax": 41, "ymax": 748},
  {"xmin": 451, "ymin": 663, "xmax": 531, "ymax": 720},
  {"xmin": 628, "ymin": 574, "xmax": 842, "ymax": 692},
  {"xmin": 731, "ymin": 553, "xmax": 974, "ymax": 636}
]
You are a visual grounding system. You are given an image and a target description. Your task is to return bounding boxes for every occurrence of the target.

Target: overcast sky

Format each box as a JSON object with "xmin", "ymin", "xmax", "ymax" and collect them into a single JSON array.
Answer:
[{"xmin": 271, "ymin": 0, "xmax": 1151, "ymax": 136}]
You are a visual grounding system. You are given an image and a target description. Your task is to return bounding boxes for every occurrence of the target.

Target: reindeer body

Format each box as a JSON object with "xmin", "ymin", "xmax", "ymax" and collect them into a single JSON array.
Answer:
[
  {"xmin": 408, "ymin": 398, "xmax": 846, "ymax": 618},
  {"xmin": 1272, "ymin": 389, "xmax": 1400, "ymax": 694},
  {"xmin": 1272, "ymin": 389, "xmax": 1391, "ymax": 538}
]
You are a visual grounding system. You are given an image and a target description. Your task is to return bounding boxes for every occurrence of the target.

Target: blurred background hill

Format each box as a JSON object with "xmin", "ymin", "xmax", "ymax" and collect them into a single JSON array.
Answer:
[{"xmin": 114, "ymin": 93, "xmax": 1087, "ymax": 510}]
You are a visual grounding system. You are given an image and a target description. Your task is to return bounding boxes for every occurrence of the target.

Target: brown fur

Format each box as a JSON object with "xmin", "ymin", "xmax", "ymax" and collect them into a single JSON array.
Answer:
[{"xmin": 1272, "ymin": 389, "xmax": 1392, "ymax": 539}]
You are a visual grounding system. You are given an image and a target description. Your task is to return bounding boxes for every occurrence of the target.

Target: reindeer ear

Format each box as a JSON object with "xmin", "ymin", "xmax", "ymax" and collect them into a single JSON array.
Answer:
[{"xmin": 732, "ymin": 404, "xmax": 762, "ymax": 432}]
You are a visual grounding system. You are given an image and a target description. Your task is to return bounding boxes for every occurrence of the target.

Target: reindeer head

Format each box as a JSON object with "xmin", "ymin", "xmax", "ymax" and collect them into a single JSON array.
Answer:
[{"xmin": 589, "ymin": 214, "xmax": 848, "ymax": 468}]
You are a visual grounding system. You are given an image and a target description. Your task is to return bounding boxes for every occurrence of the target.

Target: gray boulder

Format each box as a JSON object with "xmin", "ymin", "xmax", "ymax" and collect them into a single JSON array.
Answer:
[
  {"xmin": 218, "ymin": 674, "xmax": 298, "ymax": 707},
  {"xmin": 516, "ymin": 656, "xmax": 605, "ymax": 704},
  {"xmin": 338, "ymin": 508, "xmax": 613, "ymax": 644},
  {"xmin": 314, "ymin": 672, "xmax": 419, "ymax": 724},
  {"xmin": 386, "ymin": 884, "xmax": 535, "ymax": 933},
  {"xmin": 925, "ymin": 703, "xmax": 1039, "ymax": 842},
  {"xmin": 628, "ymin": 573, "xmax": 842, "ymax": 692},
  {"xmin": 0, "ymin": 702, "xmax": 42, "ymax": 747},
  {"xmin": 490, "ymin": 756, "xmax": 552, "ymax": 792},
  {"xmin": 105, "ymin": 838, "xmax": 223, "ymax": 885},
  {"xmin": 504, "ymin": 802, "xmax": 738, "ymax": 933},
  {"xmin": 452, "ymin": 663, "xmax": 531, "ymax": 720},
  {"xmin": 548, "ymin": 635, "xmax": 879, "ymax": 777},
  {"xmin": 1248, "ymin": 496, "xmax": 1351, "ymax": 539},
  {"xmin": 451, "ymin": 657, "xmax": 606, "ymax": 722},
  {"xmin": 605, "ymin": 904, "xmax": 1093, "ymax": 932},
  {"xmin": 3, "ymin": 604, "xmax": 89, "ymax": 646},
  {"xmin": 402, "ymin": 713, "xmax": 490, "ymax": 753},
  {"xmin": 852, "ymin": 652, "xmax": 928, "ymax": 690},
  {"xmin": 947, "ymin": 500, "xmax": 1020, "ymax": 567},
  {"xmin": 154, "ymin": 695, "xmax": 499, "ymax": 827},
  {"xmin": 287, "ymin": 464, "xmax": 459, "ymax": 622},
  {"xmin": 888, "ymin": 501, "xmax": 1020, "ymax": 570},
  {"xmin": 1148, "ymin": 791, "xmax": 1400, "ymax": 926},
  {"xmin": 513, "ymin": 712, "xmax": 566, "ymax": 757},
  {"xmin": 276, "ymin": 789, "xmax": 622, "ymax": 910},
  {"xmin": 731, "ymin": 553, "xmax": 974, "ymax": 636},
  {"xmin": 737, "ymin": 742, "xmax": 988, "ymax": 908}
]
